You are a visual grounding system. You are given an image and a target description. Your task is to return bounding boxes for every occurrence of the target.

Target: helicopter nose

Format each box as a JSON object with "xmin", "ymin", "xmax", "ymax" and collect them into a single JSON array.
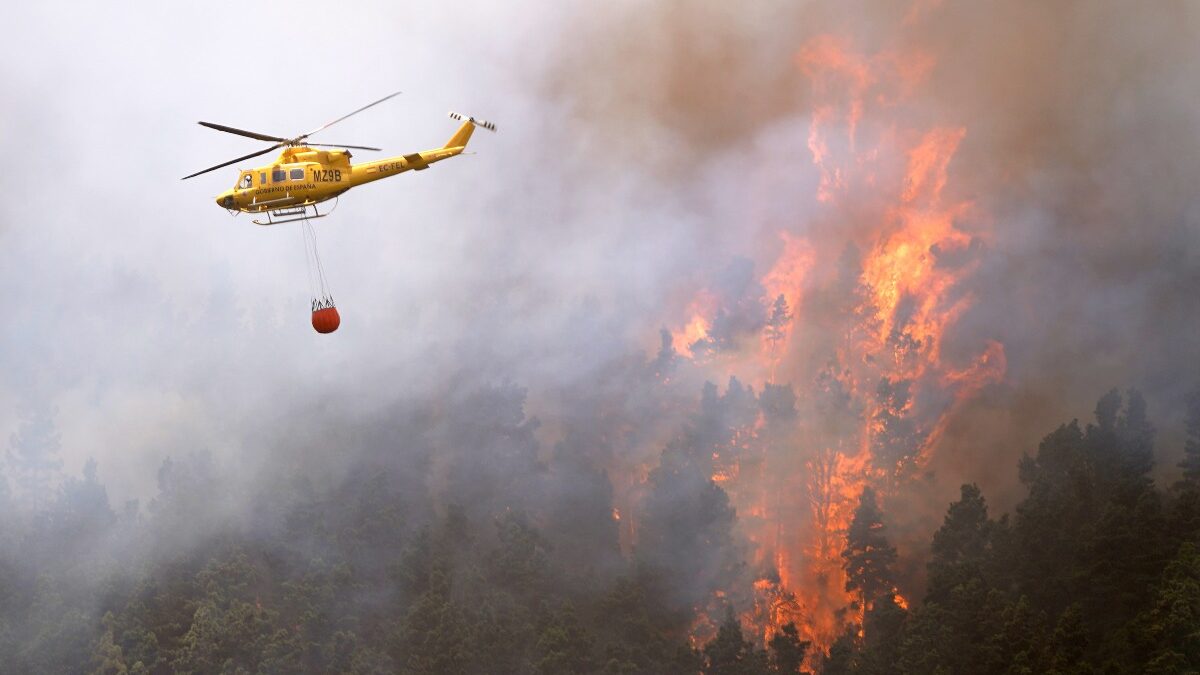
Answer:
[{"xmin": 216, "ymin": 193, "xmax": 234, "ymax": 209}]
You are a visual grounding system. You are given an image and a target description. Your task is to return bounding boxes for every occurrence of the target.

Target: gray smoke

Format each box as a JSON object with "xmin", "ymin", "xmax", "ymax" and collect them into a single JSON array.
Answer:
[
  {"xmin": 541, "ymin": 0, "xmax": 1200, "ymax": 507},
  {"xmin": 1, "ymin": 0, "xmax": 1198, "ymax": 648}
]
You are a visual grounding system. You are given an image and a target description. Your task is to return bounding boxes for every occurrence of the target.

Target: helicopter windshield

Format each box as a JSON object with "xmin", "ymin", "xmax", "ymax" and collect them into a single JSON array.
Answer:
[{"xmin": 239, "ymin": 173, "xmax": 252, "ymax": 189}]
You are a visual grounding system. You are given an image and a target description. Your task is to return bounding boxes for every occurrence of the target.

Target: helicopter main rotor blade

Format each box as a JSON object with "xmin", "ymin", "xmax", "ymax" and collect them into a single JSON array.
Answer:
[
  {"xmin": 303, "ymin": 143, "xmax": 382, "ymax": 151},
  {"xmin": 197, "ymin": 121, "xmax": 288, "ymax": 143},
  {"xmin": 181, "ymin": 143, "xmax": 283, "ymax": 180},
  {"xmin": 298, "ymin": 91, "xmax": 401, "ymax": 141}
]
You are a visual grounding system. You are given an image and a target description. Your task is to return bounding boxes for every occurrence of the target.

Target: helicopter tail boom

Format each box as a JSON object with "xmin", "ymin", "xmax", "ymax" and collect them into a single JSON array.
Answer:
[{"xmin": 342, "ymin": 111, "xmax": 497, "ymax": 188}]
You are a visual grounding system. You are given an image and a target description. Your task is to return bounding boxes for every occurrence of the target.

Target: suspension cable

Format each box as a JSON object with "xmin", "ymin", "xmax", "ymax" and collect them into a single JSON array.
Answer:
[{"xmin": 301, "ymin": 217, "xmax": 335, "ymax": 309}]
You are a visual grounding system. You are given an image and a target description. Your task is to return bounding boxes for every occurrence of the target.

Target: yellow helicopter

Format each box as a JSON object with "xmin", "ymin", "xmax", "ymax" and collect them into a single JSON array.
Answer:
[{"xmin": 183, "ymin": 91, "xmax": 495, "ymax": 225}]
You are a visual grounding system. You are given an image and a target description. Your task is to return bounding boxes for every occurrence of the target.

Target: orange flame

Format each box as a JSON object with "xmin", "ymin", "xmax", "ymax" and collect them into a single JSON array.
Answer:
[
  {"xmin": 654, "ymin": 28, "xmax": 1005, "ymax": 658},
  {"xmin": 670, "ymin": 290, "xmax": 720, "ymax": 359}
]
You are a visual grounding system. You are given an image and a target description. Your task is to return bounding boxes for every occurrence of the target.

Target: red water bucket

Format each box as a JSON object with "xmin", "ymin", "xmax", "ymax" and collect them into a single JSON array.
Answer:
[{"xmin": 312, "ymin": 306, "xmax": 341, "ymax": 334}]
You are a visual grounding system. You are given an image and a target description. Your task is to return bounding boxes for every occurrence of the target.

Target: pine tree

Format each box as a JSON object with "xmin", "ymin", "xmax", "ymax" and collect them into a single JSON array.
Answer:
[
  {"xmin": 1012, "ymin": 390, "xmax": 1169, "ymax": 665},
  {"xmin": 638, "ymin": 383, "xmax": 751, "ymax": 615},
  {"xmin": 490, "ymin": 510, "xmax": 550, "ymax": 596},
  {"xmin": 821, "ymin": 629, "xmax": 861, "ymax": 675},
  {"xmin": 395, "ymin": 565, "xmax": 470, "ymax": 675},
  {"xmin": 859, "ymin": 593, "xmax": 906, "ymax": 675},
  {"xmin": 638, "ymin": 453, "xmax": 743, "ymax": 615},
  {"xmin": 842, "ymin": 486, "xmax": 898, "ymax": 614},
  {"xmin": 986, "ymin": 596, "xmax": 1049, "ymax": 673},
  {"xmin": 894, "ymin": 485, "xmax": 1006, "ymax": 673},
  {"xmin": 1171, "ymin": 387, "xmax": 1200, "ymax": 539},
  {"xmin": 534, "ymin": 604, "xmax": 594, "ymax": 675},
  {"xmin": 1118, "ymin": 389, "xmax": 1156, "ymax": 480},
  {"xmin": 7, "ymin": 404, "xmax": 63, "ymax": 510},
  {"xmin": 1046, "ymin": 605, "xmax": 1092, "ymax": 673},
  {"xmin": 598, "ymin": 573, "xmax": 699, "ymax": 672},
  {"xmin": 169, "ymin": 552, "xmax": 275, "ymax": 673},
  {"xmin": 871, "ymin": 378, "xmax": 920, "ymax": 476},
  {"xmin": 544, "ymin": 430, "xmax": 621, "ymax": 577},
  {"xmin": 1086, "ymin": 391, "xmax": 1168, "ymax": 642},
  {"xmin": 89, "ymin": 613, "xmax": 130, "ymax": 675},
  {"xmin": 653, "ymin": 328, "xmax": 678, "ymax": 380},
  {"xmin": 767, "ymin": 622, "xmax": 809, "ymax": 674},
  {"xmin": 926, "ymin": 484, "xmax": 993, "ymax": 605},
  {"xmin": 1126, "ymin": 543, "xmax": 1200, "ymax": 672},
  {"xmin": 1180, "ymin": 387, "xmax": 1200, "ymax": 484},
  {"xmin": 764, "ymin": 295, "xmax": 792, "ymax": 351},
  {"xmin": 1013, "ymin": 420, "xmax": 1089, "ymax": 615},
  {"xmin": 702, "ymin": 608, "xmax": 766, "ymax": 675}
]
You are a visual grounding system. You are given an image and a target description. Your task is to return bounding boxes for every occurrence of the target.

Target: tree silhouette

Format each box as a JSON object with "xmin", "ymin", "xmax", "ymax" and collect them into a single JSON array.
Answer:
[
  {"xmin": 767, "ymin": 622, "xmax": 809, "ymax": 674},
  {"xmin": 764, "ymin": 294, "xmax": 792, "ymax": 351},
  {"xmin": 7, "ymin": 404, "xmax": 63, "ymax": 510},
  {"xmin": 842, "ymin": 486, "xmax": 898, "ymax": 614}
]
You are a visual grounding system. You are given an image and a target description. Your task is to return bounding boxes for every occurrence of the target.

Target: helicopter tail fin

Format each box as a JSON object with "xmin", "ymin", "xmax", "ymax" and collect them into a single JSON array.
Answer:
[{"xmin": 445, "ymin": 112, "xmax": 497, "ymax": 149}]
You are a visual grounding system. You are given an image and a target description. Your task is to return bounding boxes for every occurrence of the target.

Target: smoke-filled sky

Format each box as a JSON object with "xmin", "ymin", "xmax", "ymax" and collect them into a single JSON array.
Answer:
[{"xmin": 3, "ymin": 0, "xmax": 1199, "ymax": 516}]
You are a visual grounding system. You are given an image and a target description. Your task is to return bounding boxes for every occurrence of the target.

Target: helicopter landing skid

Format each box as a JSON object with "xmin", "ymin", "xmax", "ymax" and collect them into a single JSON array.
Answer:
[{"xmin": 252, "ymin": 202, "xmax": 330, "ymax": 226}]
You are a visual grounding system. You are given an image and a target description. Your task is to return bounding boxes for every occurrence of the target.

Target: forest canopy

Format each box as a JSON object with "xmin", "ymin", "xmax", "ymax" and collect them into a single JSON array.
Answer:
[{"xmin": 2, "ymin": 378, "xmax": 1199, "ymax": 674}]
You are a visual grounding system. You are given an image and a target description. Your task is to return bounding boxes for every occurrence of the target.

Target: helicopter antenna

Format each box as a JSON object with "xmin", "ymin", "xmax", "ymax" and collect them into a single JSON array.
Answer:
[{"xmin": 182, "ymin": 91, "xmax": 401, "ymax": 180}]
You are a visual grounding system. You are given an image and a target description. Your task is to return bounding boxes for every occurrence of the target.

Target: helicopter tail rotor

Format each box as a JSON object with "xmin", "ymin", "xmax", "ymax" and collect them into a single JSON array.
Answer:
[{"xmin": 448, "ymin": 111, "xmax": 497, "ymax": 132}]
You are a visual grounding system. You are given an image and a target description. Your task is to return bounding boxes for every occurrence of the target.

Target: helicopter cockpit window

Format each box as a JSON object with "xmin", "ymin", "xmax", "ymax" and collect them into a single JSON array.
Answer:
[
  {"xmin": 272, "ymin": 169, "xmax": 286, "ymax": 182},
  {"xmin": 290, "ymin": 168, "xmax": 304, "ymax": 180},
  {"xmin": 240, "ymin": 174, "xmax": 252, "ymax": 189}
]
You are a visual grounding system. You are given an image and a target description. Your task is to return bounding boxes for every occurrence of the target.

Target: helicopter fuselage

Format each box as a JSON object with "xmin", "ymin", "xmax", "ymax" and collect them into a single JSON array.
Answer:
[{"xmin": 214, "ymin": 142, "xmax": 465, "ymax": 218}]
